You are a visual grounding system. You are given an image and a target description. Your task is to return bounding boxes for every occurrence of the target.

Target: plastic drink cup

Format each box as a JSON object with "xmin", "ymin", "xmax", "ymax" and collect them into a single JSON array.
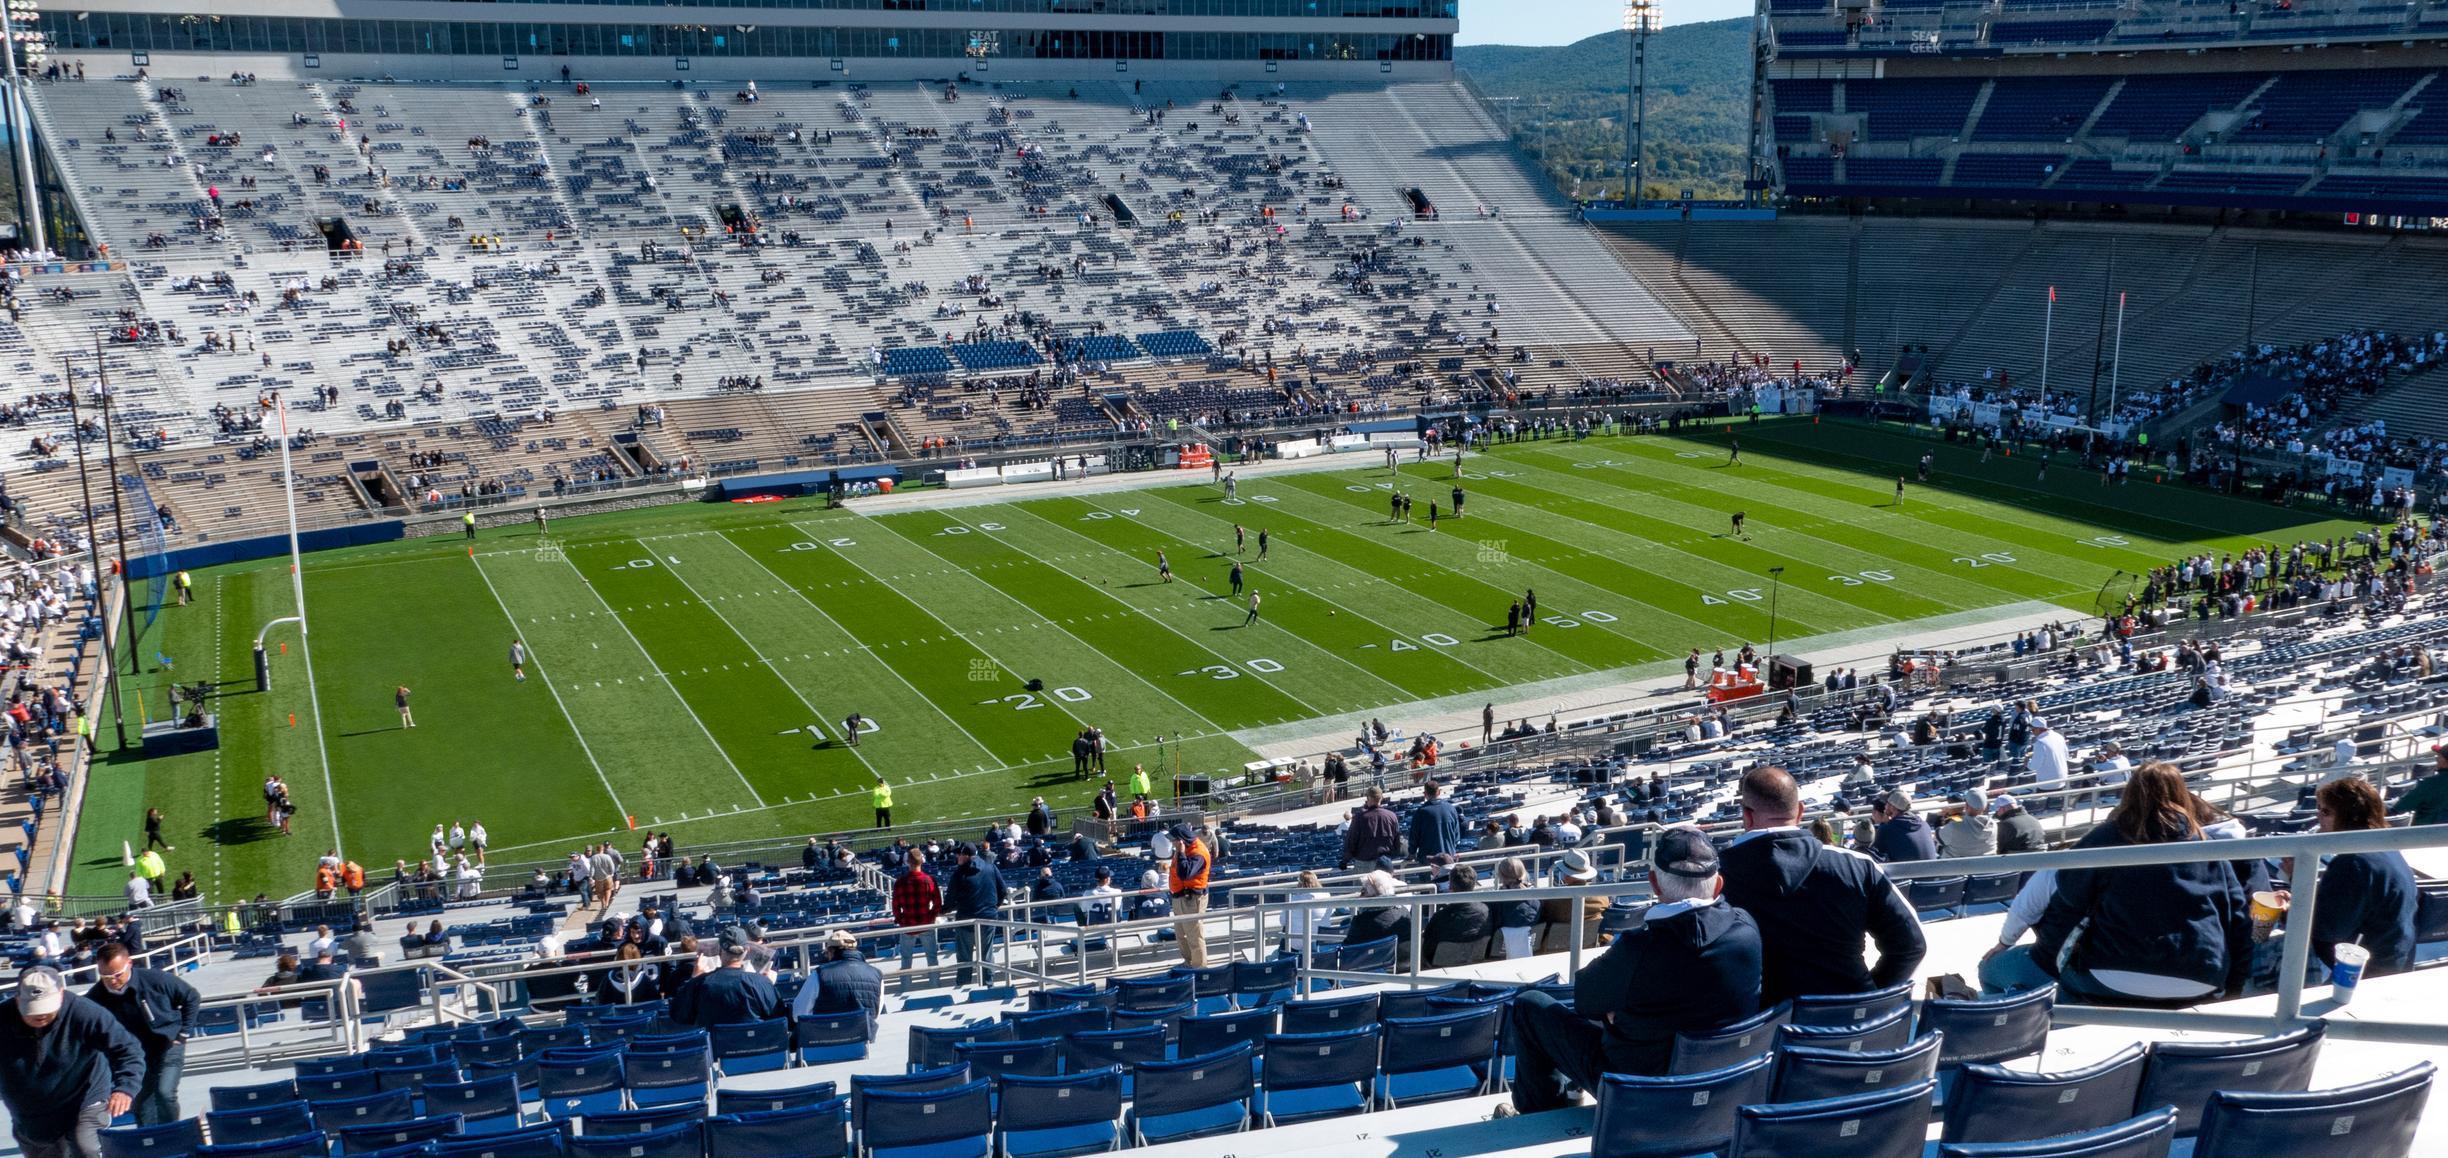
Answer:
[{"xmin": 2331, "ymin": 942, "xmax": 2371, "ymax": 1005}]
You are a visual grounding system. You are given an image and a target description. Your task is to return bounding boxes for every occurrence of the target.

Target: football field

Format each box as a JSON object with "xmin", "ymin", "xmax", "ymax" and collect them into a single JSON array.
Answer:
[{"xmin": 69, "ymin": 419, "xmax": 2367, "ymax": 900}]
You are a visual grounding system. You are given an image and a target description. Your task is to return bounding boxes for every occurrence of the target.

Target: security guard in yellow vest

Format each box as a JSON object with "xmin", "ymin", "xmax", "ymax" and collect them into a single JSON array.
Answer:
[
  {"xmin": 174, "ymin": 571, "xmax": 193, "ymax": 605},
  {"xmin": 872, "ymin": 777, "xmax": 893, "ymax": 829},
  {"xmin": 463, "ymin": 512, "xmax": 477, "ymax": 540},
  {"xmin": 1129, "ymin": 763, "xmax": 1153, "ymax": 800}
]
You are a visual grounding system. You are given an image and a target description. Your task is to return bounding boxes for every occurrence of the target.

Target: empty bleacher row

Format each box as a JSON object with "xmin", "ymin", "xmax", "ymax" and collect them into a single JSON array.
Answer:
[
  {"xmin": 1765, "ymin": 59, "xmax": 2448, "ymax": 215},
  {"xmin": 1771, "ymin": 0, "xmax": 2448, "ymax": 55}
]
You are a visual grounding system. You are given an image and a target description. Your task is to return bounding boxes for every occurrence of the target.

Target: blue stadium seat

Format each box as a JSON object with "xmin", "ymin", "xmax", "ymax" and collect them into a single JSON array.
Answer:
[
  {"xmin": 521, "ymin": 1026, "xmax": 590, "ymax": 1054},
  {"xmin": 310, "ymin": 1089, "xmax": 418, "ymax": 1135},
  {"xmin": 710, "ymin": 1019, "xmax": 791, "ymax": 1076},
  {"xmin": 574, "ymin": 1102, "xmax": 703, "ymax": 1136},
  {"xmin": 467, "ymin": 1057, "xmax": 546, "ymax": 1102},
  {"xmin": 1337, "ymin": 936, "xmax": 1398, "ymax": 975},
  {"xmin": 98, "ymin": 1118, "xmax": 206, "ymax": 1158},
  {"xmin": 1004, "ymin": 1006, "xmax": 1107, "ymax": 1043},
  {"xmin": 1109, "ymin": 1001, "xmax": 1191, "ymax": 1045},
  {"xmin": 1962, "ymin": 873, "xmax": 2022, "ymax": 910},
  {"xmin": 623, "ymin": 1047, "xmax": 712, "ymax": 1107},
  {"xmin": 429, "ymin": 1122, "xmax": 568, "ymax": 1158},
  {"xmin": 1180, "ymin": 1006, "xmax": 1278, "ymax": 1061},
  {"xmin": 2135, "ymin": 1023, "xmax": 2325, "ymax": 1136},
  {"xmin": 1126, "ymin": 1043, "xmax": 1256, "ymax": 1146},
  {"xmin": 537, "ymin": 1051, "xmax": 628, "ymax": 1121},
  {"xmin": 294, "ymin": 1070, "xmax": 385, "ymax": 1102},
  {"xmin": 1768, "ymin": 1033, "xmax": 1943, "ymax": 1104},
  {"xmin": 1937, "ymin": 1105, "xmax": 2178, "ymax": 1158},
  {"xmin": 860, "ymin": 1078, "xmax": 992, "ymax": 1158},
  {"xmin": 370, "ymin": 1044, "xmax": 446, "ymax": 1070},
  {"xmin": 1375, "ymin": 1007, "xmax": 1502, "ymax": 1107},
  {"xmin": 1923, "ymin": 986, "xmax": 2055, "ymax": 1072},
  {"xmin": 430, "ymin": 1123, "xmax": 567, "ymax": 1158},
  {"xmin": 210, "ymin": 1080, "xmax": 300, "ymax": 1113},
  {"xmin": 425, "ymin": 1076, "xmax": 530, "ymax": 1134},
  {"xmin": 704, "ymin": 1098, "xmax": 849, "ymax": 1158},
  {"xmin": 955, "ymin": 1036, "xmax": 1063, "ymax": 1083},
  {"xmin": 297, "ymin": 1056, "xmax": 372, "ymax": 1079},
  {"xmin": 1277, "ymin": 992, "xmax": 1379, "ymax": 1036},
  {"xmin": 1376, "ymin": 982, "xmax": 1470, "ymax": 1022},
  {"xmin": 194, "ymin": 1132, "xmax": 332, "ymax": 1158},
  {"xmin": 1774, "ymin": 1005, "xmax": 1915, "ymax": 1055},
  {"xmin": 1112, "ymin": 975, "xmax": 1194, "ymax": 1012},
  {"xmin": 1671, "ymin": 1004, "xmax": 1790, "ymax": 1074},
  {"xmin": 377, "ymin": 1061, "xmax": 464, "ymax": 1097},
  {"xmin": 628, "ymin": 1032, "xmax": 707, "ymax": 1055},
  {"xmin": 455, "ymin": 1035, "xmax": 526, "ymax": 1069},
  {"xmin": 2189, "ymin": 1063, "xmax": 2434, "ymax": 1158},
  {"xmin": 562, "ymin": 1120, "xmax": 703, "ymax": 1158},
  {"xmin": 795, "ymin": 1011, "xmax": 871, "ymax": 1065},
  {"xmin": 852, "ymin": 1064, "xmax": 971, "ymax": 1140},
  {"xmin": 1906, "ymin": 876, "xmax": 1970, "ymax": 918},
  {"xmin": 1061, "ymin": 1026, "xmax": 1167, "ymax": 1081},
  {"xmin": 995, "ymin": 1067, "xmax": 1124, "ymax": 1158},
  {"xmin": 205, "ymin": 1102, "xmax": 317, "ymax": 1147},
  {"xmin": 338, "ymin": 1113, "xmax": 466, "ymax": 1155},
  {"xmin": 1942, "ymin": 1044, "xmax": 2149, "ymax": 1146},
  {"xmin": 1169, "ymin": 963, "xmax": 1238, "ymax": 1013},
  {"xmin": 712, "ymin": 1079, "xmax": 837, "ymax": 1118},
  {"xmin": 909, "ymin": 1022, "xmax": 1015, "ymax": 1072},
  {"xmin": 1230, "ymin": 958, "xmax": 1296, "ymax": 1008},
  {"xmin": 1728, "ymin": 1079, "xmax": 1940, "ymax": 1158},
  {"xmin": 1257, "ymin": 1025, "xmax": 1382, "ymax": 1126},
  {"xmin": 1592, "ymin": 1054, "xmax": 1777, "ymax": 1158},
  {"xmin": 1789, "ymin": 983, "xmax": 1916, "ymax": 1029}
]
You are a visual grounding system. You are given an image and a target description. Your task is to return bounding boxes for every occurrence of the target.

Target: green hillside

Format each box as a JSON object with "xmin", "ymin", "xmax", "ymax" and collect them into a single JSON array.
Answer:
[{"xmin": 1458, "ymin": 19, "xmax": 1753, "ymax": 201}]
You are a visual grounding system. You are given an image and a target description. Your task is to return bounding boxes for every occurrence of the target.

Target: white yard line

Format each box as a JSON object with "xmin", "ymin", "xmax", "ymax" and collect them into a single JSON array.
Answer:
[
  {"xmin": 554, "ymin": 551, "xmax": 769, "ymax": 809},
  {"xmin": 470, "ymin": 554, "xmax": 634, "ymax": 825}
]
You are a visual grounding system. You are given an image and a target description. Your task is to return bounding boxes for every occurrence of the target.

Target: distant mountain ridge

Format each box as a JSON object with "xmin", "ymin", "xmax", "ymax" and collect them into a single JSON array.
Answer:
[{"xmin": 1458, "ymin": 19, "xmax": 1752, "ymax": 201}]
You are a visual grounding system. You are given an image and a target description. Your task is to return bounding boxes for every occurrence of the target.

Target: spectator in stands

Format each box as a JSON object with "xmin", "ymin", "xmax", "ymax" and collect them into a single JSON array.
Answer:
[
  {"xmin": 801, "ymin": 837, "xmax": 823, "ymax": 874},
  {"xmin": 1993, "ymin": 793, "xmax": 2046, "ymax": 854},
  {"xmin": 2026, "ymin": 717, "xmax": 2068, "ymax": 786},
  {"xmin": 1535, "ymin": 849, "xmax": 1610, "ymax": 953},
  {"xmin": 84, "ymin": 942, "xmax": 197, "ymax": 1126},
  {"xmin": 1168, "ymin": 824, "xmax": 1214, "ymax": 969},
  {"xmin": 2399, "ymin": 745, "xmax": 2448, "ymax": 827},
  {"xmin": 2029, "ymin": 762, "xmax": 2252, "ymax": 1006},
  {"xmin": 1871, "ymin": 788, "xmax": 1938, "ymax": 863},
  {"xmin": 1344, "ymin": 870, "xmax": 1412, "ymax": 961},
  {"xmin": 1719, "ymin": 766, "xmax": 1926, "ymax": 1005},
  {"xmin": 1340, "ymin": 786, "xmax": 1403, "ymax": 868},
  {"xmin": 658, "ymin": 937, "xmax": 699, "ymax": 1001},
  {"xmin": 1491, "ymin": 857, "xmax": 1540, "ymax": 960},
  {"xmin": 1408, "ymin": 778, "xmax": 1462, "ymax": 863},
  {"xmin": 1278, "ymin": 870, "xmax": 1331, "ymax": 956},
  {"xmin": 793, "ymin": 929, "xmax": 883, "ymax": 1041},
  {"xmin": 1979, "ymin": 865, "xmax": 2064, "ymax": 996},
  {"xmin": 1507, "ymin": 828, "xmax": 1762, "ymax": 1113},
  {"xmin": 944, "ymin": 843, "xmax": 1007, "ymax": 986},
  {"xmin": 2301, "ymin": 777, "xmax": 2418, "ymax": 977},
  {"xmin": 891, "ymin": 850, "xmax": 943, "ymax": 982},
  {"xmin": 297, "ymin": 944, "xmax": 361, "ymax": 1005},
  {"xmin": 603, "ymin": 945, "xmax": 657, "ymax": 1005},
  {"xmin": 1421, "ymin": 862, "xmax": 1492, "ymax": 967},
  {"xmin": 671, "ymin": 926, "xmax": 779, "ymax": 1027},
  {"xmin": 0, "ymin": 966, "xmax": 144, "ymax": 1158},
  {"xmin": 1935, "ymin": 788, "xmax": 1998, "ymax": 859},
  {"xmin": 520, "ymin": 940, "xmax": 582, "ymax": 1011}
]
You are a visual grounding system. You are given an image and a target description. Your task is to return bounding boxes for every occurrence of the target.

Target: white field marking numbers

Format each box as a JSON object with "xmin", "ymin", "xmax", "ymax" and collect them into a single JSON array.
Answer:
[
  {"xmin": 1571, "ymin": 459, "xmax": 1629, "ymax": 469},
  {"xmin": 983, "ymin": 687, "xmax": 1093, "ymax": 710},
  {"xmin": 1702, "ymin": 589, "xmax": 1764, "ymax": 606},
  {"xmin": 2075, "ymin": 535, "xmax": 2130, "ymax": 548},
  {"xmin": 937, "ymin": 522, "xmax": 1005, "ymax": 535},
  {"xmin": 609, "ymin": 558, "xmax": 656, "ymax": 570},
  {"xmin": 1828, "ymin": 571, "xmax": 1897, "ymax": 586},
  {"xmin": 1953, "ymin": 553, "xmax": 2018, "ymax": 568},
  {"xmin": 1362, "ymin": 632, "xmax": 1463, "ymax": 652},
  {"xmin": 1178, "ymin": 658, "xmax": 1287, "ymax": 680},
  {"xmin": 782, "ymin": 538, "xmax": 857, "ymax": 550}
]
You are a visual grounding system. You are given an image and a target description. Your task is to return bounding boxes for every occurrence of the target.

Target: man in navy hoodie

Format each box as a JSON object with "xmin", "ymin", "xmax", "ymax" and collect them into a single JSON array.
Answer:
[
  {"xmin": 1720, "ymin": 767, "xmax": 1926, "ymax": 1004},
  {"xmin": 944, "ymin": 843, "xmax": 1007, "ymax": 986},
  {"xmin": 1407, "ymin": 779, "xmax": 1463, "ymax": 864},
  {"xmin": 1509, "ymin": 827, "xmax": 1763, "ymax": 1111},
  {"xmin": 0, "ymin": 966, "xmax": 145, "ymax": 1158}
]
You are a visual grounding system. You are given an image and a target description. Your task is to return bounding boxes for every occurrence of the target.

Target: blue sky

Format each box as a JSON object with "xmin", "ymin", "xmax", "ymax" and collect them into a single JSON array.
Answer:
[{"xmin": 1458, "ymin": 0, "xmax": 1750, "ymax": 44}]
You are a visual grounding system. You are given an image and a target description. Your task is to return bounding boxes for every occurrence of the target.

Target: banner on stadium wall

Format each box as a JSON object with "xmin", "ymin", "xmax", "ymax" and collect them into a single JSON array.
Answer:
[
  {"xmin": 2384, "ymin": 467, "xmax": 2417, "ymax": 491},
  {"xmin": 1927, "ymin": 397, "xmax": 2130, "ymax": 439}
]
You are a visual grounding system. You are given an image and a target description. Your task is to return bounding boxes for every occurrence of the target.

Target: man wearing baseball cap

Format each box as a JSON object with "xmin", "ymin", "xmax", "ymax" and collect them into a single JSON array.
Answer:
[
  {"xmin": 791, "ymin": 929, "xmax": 883, "ymax": 1042},
  {"xmin": 1507, "ymin": 827, "xmax": 1762, "ymax": 1113},
  {"xmin": 669, "ymin": 926, "xmax": 779, "ymax": 1028},
  {"xmin": 0, "ymin": 966, "xmax": 146, "ymax": 1158}
]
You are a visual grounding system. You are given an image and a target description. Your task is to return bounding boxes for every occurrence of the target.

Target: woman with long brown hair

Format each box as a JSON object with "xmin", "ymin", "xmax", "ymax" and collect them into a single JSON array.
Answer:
[
  {"xmin": 2029, "ymin": 761, "xmax": 2253, "ymax": 1006},
  {"xmin": 2301, "ymin": 777, "xmax": 2417, "ymax": 976}
]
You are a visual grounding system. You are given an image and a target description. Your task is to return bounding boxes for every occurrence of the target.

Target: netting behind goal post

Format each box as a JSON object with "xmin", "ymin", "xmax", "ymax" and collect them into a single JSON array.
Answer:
[{"xmin": 120, "ymin": 470, "xmax": 171, "ymax": 639}]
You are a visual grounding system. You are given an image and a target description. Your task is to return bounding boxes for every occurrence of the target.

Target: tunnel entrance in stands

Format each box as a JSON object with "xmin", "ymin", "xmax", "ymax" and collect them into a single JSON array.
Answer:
[
  {"xmin": 1101, "ymin": 194, "xmax": 1137, "ymax": 227},
  {"xmin": 716, "ymin": 203, "xmax": 756, "ymax": 236},
  {"xmin": 315, "ymin": 216, "xmax": 360, "ymax": 254}
]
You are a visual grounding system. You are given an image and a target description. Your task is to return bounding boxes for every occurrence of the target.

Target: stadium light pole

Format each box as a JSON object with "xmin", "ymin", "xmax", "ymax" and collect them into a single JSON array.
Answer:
[
  {"xmin": 92, "ymin": 331, "xmax": 138, "ymax": 682},
  {"xmin": 259, "ymin": 391, "xmax": 343, "ymax": 855},
  {"xmin": 1623, "ymin": 0, "xmax": 1656, "ymax": 205},
  {"xmin": 60, "ymin": 357, "xmax": 123, "ymax": 746},
  {"xmin": 0, "ymin": 0, "xmax": 48, "ymax": 254}
]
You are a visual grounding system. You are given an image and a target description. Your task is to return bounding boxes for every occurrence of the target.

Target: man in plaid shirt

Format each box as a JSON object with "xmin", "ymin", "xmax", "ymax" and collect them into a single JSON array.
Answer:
[{"xmin": 891, "ymin": 849, "xmax": 944, "ymax": 988}]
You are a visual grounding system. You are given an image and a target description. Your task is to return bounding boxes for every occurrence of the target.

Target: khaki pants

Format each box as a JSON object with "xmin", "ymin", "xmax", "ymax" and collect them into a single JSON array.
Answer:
[{"xmin": 1173, "ymin": 890, "xmax": 1208, "ymax": 968}]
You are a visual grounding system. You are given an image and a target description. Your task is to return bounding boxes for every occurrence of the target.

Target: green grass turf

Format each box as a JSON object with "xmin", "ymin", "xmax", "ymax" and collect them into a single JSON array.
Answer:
[{"xmin": 67, "ymin": 418, "xmax": 2371, "ymax": 902}]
